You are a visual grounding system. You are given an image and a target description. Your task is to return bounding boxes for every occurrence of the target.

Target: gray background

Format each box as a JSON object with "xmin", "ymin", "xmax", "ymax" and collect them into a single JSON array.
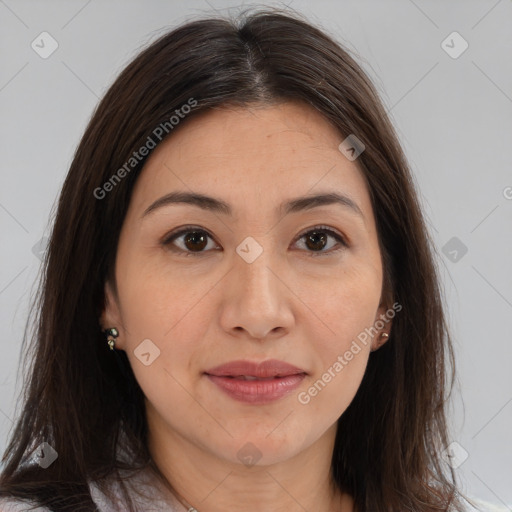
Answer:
[{"xmin": 1, "ymin": 0, "xmax": 511, "ymax": 506}]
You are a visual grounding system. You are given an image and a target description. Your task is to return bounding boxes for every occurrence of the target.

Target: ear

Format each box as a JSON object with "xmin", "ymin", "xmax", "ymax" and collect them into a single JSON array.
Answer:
[
  {"xmin": 99, "ymin": 280, "xmax": 125, "ymax": 350},
  {"xmin": 370, "ymin": 301, "xmax": 394, "ymax": 352}
]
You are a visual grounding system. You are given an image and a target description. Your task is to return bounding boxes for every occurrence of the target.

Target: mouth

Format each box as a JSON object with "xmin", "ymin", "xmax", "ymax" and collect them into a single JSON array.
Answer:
[
  {"xmin": 207, "ymin": 374, "xmax": 306, "ymax": 380},
  {"xmin": 204, "ymin": 358, "xmax": 308, "ymax": 379},
  {"xmin": 203, "ymin": 359, "xmax": 308, "ymax": 404},
  {"xmin": 205, "ymin": 373, "xmax": 307, "ymax": 404}
]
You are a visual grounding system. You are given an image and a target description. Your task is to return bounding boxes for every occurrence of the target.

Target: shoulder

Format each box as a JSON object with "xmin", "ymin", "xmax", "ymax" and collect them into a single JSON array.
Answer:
[
  {"xmin": 0, "ymin": 497, "xmax": 51, "ymax": 511},
  {"xmin": 88, "ymin": 466, "xmax": 184, "ymax": 512},
  {"xmin": 0, "ymin": 468, "xmax": 183, "ymax": 512}
]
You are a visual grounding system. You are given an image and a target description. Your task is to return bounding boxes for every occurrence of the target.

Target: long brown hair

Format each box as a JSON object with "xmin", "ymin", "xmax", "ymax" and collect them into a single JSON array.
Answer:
[{"xmin": 0, "ymin": 7, "xmax": 468, "ymax": 511}]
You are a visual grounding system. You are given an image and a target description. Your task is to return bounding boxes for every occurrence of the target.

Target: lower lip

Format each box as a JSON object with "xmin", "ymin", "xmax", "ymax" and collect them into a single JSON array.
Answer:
[{"xmin": 205, "ymin": 374, "xmax": 306, "ymax": 404}]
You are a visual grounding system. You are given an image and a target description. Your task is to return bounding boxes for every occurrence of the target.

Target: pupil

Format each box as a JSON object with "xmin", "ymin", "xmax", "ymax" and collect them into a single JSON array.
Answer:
[
  {"xmin": 306, "ymin": 231, "xmax": 326, "ymax": 251},
  {"xmin": 185, "ymin": 231, "xmax": 207, "ymax": 251}
]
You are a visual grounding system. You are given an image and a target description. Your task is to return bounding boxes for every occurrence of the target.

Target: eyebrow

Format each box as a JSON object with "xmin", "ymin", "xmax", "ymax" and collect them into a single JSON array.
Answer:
[{"xmin": 141, "ymin": 190, "xmax": 364, "ymax": 220}]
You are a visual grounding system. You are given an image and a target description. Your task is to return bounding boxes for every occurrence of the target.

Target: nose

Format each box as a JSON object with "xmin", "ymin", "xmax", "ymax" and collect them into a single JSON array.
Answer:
[{"xmin": 218, "ymin": 244, "xmax": 295, "ymax": 341}]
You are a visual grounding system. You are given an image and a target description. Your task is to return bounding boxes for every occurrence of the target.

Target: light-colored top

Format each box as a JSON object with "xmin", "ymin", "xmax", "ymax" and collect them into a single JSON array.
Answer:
[
  {"xmin": 0, "ymin": 466, "xmax": 186, "ymax": 511},
  {"xmin": 0, "ymin": 466, "xmax": 509, "ymax": 512}
]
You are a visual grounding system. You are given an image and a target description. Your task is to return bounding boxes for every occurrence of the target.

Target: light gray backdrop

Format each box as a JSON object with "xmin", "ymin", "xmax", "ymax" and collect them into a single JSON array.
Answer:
[{"xmin": 1, "ymin": 0, "xmax": 511, "ymax": 506}]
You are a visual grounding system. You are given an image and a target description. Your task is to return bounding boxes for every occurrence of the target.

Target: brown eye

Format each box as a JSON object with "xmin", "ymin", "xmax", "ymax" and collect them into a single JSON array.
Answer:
[
  {"xmin": 294, "ymin": 226, "xmax": 347, "ymax": 256},
  {"xmin": 163, "ymin": 224, "xmax": 347, "ymax": 258},
  {"xmin": 163, "ymin": 226, "xmax": 218, "ymax": 256},
  {"xmin": 182, "ymin": 231, "xmax": 209, "ymax": 251},
  {"xmin": 304, "ymin": 231, "xmax": 328, "ymax": 251}
]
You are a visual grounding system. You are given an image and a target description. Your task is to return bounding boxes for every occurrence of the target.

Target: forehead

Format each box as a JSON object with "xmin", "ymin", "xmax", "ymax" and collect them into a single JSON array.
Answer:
[
  {"xmin": 149, "ymin": 101, "xmax": 343, "ymax": 165},
  {"xmin": 127, "ymin": 101, "xmax": 375, "ymax": 227}
]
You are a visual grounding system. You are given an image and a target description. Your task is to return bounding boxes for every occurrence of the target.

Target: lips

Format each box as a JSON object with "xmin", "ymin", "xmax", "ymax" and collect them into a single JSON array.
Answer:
[
  {"xmin": 205, "ymin": 359, "xmax": 307, "ymax": 379},
  {"xmin": 204, "ymin": 359, "xmax": 308, "ymax": 404}
]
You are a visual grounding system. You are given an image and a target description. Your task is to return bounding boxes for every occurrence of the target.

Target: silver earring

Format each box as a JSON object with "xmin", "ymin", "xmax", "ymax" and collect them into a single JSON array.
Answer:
[{"xmin": 104, "ymin": 327, "xmax": 119, "ymax": 351}]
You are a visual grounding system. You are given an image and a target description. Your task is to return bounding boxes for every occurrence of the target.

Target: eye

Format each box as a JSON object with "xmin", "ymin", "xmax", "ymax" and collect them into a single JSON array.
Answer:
[
  {"xmin": 293, "ymin": 225, "xmax": 347, "ymax": 257},
  {"xmin": 162, "ymin": 224, "xmax": 347, "ymax": 257},
  {"xmin": 162, "ymin": 225, "xmax": 219, "ymax": 257}
]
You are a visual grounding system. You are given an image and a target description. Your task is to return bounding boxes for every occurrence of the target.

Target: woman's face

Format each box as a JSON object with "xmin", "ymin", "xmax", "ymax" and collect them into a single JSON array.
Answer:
[{"xmin": 102, "ymin": 101, "xmax": 391, "ymax": 467}]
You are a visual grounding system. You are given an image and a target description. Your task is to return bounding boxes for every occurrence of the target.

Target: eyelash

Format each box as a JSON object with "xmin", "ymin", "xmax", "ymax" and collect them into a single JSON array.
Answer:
[{"xmin": 161, "ymin": 224, "xmax": 348, "ymax": 258}]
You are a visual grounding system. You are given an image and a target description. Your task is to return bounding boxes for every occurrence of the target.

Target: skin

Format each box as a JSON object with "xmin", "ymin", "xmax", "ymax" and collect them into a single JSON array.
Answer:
[{"xmin": 101, "ymin": 101, "xmax": 391, "ymax": 512}]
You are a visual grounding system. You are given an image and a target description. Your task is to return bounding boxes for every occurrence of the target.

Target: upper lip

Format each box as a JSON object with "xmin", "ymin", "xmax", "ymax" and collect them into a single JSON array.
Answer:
[{"xmin": 205, "ymin": 359, "xmax": 307, "ymax": 378}]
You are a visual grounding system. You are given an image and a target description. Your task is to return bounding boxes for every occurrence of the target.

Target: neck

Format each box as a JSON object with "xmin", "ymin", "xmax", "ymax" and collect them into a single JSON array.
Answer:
[
  {"xmin": 147, "ymin": 422, "xmax": 353, "ymax": 512},
  {"xmin": 153, "ymin": 463, "xmax": 350, "ymax": 512}
]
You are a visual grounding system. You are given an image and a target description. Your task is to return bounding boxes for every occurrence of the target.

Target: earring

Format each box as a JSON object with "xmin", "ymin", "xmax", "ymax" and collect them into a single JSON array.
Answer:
[
  {"xmin": 104, "ymin": 327, "xmax": 119, "ymax": 351},
  {"xmin": 371, "ymin": 332, "xmax": 389, "ymax": 352}
]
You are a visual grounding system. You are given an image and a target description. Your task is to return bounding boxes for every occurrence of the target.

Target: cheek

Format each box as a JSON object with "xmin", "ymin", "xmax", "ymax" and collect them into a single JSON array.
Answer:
[
  {"xmin": 302, "ymin": 322, "xmax": 372, "ymax": 423},
  {"xmin": 115, "ymin": 259, "xmax": 211, "ymax": 399},
  {"xmin": 307, "ymin": 261, "xmax": 382, "ymax": 343},
  {"xmin": 116, "ymin": 249, "xmax": 210, "ymax": 340},
  {"xmin": 301, "ymin": 267, "xmax": 380, "ymax": 412}
]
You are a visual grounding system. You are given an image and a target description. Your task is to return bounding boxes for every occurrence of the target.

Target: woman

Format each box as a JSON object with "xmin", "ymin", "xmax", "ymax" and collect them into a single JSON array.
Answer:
[{"xmin": 0, "ymin": 7, "xmax": 503, "ymax": 512}]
